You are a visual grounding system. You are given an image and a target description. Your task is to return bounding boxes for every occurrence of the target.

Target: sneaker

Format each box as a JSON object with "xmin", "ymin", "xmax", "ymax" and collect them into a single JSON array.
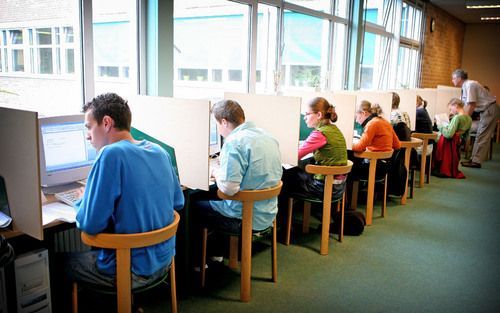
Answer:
[{"xmin": 461, "ymin": 161, "xmax": 481, "ymax": 168}]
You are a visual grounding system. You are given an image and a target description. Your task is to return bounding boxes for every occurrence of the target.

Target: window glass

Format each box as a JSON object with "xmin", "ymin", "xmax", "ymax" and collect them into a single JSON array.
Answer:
[
  {"xmin": 174, "ymin": 0, "xmax": 250, "ymax": 100},
  {"xmin": 93, "ymin": 0, "xmax": 138, "ymax": 97},
  {"xmin": 286, "ymin": 0, "xmax": 331, "ymax": 13},
  {"xmin": 334, "ymin": 0, "xmax": 349, "ymax": 19},
  {"xmin": 282, "ymin": 11, "xmax": 329, "ymax": 91},
  {"xmin": 256, "ymin": 3, "xmax": 278, "ymax": 94},
  {"xmin": 397, "ymin": 45, "xmax": 418, "ymax": 88},
  {"xmin": 364, "ymin": 0, "xmax": 396, "ymax": 33},
  {"xmin": 331, "ymin": 22, "xmax": 347, "ymax": 90},
  {"xmin": 360, "ymin": 31, "xmax": 391, "ymax": 89}
]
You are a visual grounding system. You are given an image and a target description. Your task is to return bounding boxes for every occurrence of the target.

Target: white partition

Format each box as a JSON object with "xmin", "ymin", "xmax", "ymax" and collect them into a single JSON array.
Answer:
[
  {"xmin": 0, "ymin": 107, "xmax": 43, "ymax": 240},
  {"xmin": 284, "ymin": 91, "xmax": 356, "ymax": 149},
  {"xmin": 437, "ymin": 85, "xmax": 461, "ymax": 115},
  {"xmin": 392, "ymin": 89, "xmax": 417, "ymax": 131},
  {"xmin": 224, "ymin": 92, "xmax": 301, "ymax": 166},
  {"xmin": 128, "ymin": 95, "xmax": 211, "ymax": 191},
  {"xmin": 354, "ymin": 91, "xmax": 392, "ymax": 121},
  {"xmin": 416, "ymin": 88, "xmax": 438, "ymax": 123}
]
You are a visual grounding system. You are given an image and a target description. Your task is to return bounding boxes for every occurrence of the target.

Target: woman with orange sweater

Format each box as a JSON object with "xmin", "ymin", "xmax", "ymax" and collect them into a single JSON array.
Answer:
[
  {"xmin": 349, "ymin": 101, "xmax": 401, "ymax": 184},
  {"xmin": 352, "ymin": 100, "xmax": 401, "ymax": 153}
]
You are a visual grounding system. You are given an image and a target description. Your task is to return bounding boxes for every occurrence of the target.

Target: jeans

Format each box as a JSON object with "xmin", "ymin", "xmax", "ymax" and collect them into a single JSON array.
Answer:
[{"xmin": 64, "ymin": 250, "xmax": 168, "ymax": 289}]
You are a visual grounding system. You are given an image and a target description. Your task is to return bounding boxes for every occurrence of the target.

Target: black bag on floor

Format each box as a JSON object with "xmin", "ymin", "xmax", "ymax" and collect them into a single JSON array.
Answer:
[{"xmin": 331, "ymin": 211, "xmax": 366, "ymax": 236}]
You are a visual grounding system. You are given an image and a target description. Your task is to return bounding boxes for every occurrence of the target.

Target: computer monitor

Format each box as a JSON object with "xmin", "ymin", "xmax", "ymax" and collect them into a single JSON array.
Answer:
[
  {"xmin": 38, "ymin": 114, "xmax": 97, "ymax": 187},
  {"xmin": 209, "ymin": 113, "xmax": 221, "ymax": 156}
]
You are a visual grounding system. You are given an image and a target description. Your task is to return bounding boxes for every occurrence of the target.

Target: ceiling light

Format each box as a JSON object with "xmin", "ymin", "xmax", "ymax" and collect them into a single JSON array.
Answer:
[
  {"xmin": 480, "ymin": 16, "xmax": 500, "ymax": 20},
  {"xmin": 467, "ymin": 4, "xmax": 500, "ymax": 8}
]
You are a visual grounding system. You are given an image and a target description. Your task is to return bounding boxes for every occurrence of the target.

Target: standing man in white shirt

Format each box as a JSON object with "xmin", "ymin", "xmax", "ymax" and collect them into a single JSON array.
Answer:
[{"xmin": 451, "ymin": 69, "xmax": 499, "ymax": 168}]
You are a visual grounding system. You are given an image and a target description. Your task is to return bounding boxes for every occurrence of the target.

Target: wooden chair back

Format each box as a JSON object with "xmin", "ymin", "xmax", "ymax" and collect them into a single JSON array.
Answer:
[{"xmin": 79, "ymin": 211, "xmax": 180, "ymax": 313}]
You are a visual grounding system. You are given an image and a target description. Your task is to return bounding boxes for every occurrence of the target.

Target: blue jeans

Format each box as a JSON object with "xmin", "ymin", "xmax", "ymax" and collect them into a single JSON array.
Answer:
[{"xmin": 64, "ymin": 250, "xmax": 168, "ymax": 289}]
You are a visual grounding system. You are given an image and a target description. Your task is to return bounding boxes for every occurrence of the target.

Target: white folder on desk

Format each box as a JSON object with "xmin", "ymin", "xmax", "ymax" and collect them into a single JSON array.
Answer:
[{"xmin": 42, "ymin": 202, "xmax": 76, "ymax": 225}]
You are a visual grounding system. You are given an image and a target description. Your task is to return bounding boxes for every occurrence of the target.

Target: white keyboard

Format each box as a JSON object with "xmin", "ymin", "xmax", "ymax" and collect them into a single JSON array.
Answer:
[{"xmin": 55, "ymin": 189, "xmax": 81, "ymax": 207}]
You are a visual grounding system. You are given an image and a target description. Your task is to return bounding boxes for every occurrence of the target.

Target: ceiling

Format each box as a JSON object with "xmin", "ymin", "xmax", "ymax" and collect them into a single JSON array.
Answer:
[{"xmin": 428, "ymin": 0, "xmax": 500, "ymax": 24}]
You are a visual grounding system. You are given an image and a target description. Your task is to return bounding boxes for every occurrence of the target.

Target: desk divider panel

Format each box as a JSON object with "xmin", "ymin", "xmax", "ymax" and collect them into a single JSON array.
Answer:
[
  {"xmin": 353, "ymin": 91, "xmax": 392, "ymax": 122},
  {"xmin": 284, "ymin": 91, "xmax": 356, "ymax": 150},
  {"xmin": 416, "ymin": 88, "xmax": 438, "ymax": 123},
  {"xmin": 437, "ymin": 85, "xmax": 461, "ymax": 115},
  {"xmin": 128, "ymin": 95, "xmax": 211, "ymax": 191},
  {"xmin": 392, "ymin": 89, "xmax": 417, "ymax": 131},
  {"xmin": 0, "ymin": 107, "xmax": 43, "ymax": 240},
  {"xmin": 224, "ymin": 92, "xmax": 301, "ymax": 166}
]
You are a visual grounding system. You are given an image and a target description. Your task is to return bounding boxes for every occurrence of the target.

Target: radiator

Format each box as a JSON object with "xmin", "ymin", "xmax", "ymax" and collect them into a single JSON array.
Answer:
[{"xmin": 52, "ymin": 228, "xmax": 90, "ymax": 253}]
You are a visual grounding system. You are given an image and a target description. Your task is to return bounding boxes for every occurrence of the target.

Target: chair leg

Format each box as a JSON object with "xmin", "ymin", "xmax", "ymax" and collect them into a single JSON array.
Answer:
[
  {"xmin": 170, "ymin": 259, "xmax": 178, "ymax": 313},
  {"xmin": 381, "ymin": 174, "xmax": 388, "ymax": 217},
  {"xmin": 200, "ymin": 228, "xmax": 208, "ymax": 287},
  {"xmin": 302, "ymin": 201, "xmax": 311, "ymax": 234},
  {"xmin": 72, "ymin": 282, "xmax": 78, "ymax": 313},
  {"xmin": 426, "ymin": 154, "xmax": 432, "ymax": 184},
  {"xmin": 409, "ymin": 169, "xmax": 414, "ymax": 199},
  {"xmin": 339, "ymin": 192, "xmax": 345, "ymax": 243},
  {"xmin": 351, "ymin": 180, "xmax": 359, "ymax": 210},
  {"xmin": 271, "ymin": 219, "xmax": 277, "ymax": 283},
  {"xmin": 285, "ymin": 198, "xmax": 293, "ymax": 246},
  {"xmin": 228, "ymin": 236, "xmax": 239, "ymax": 269}
]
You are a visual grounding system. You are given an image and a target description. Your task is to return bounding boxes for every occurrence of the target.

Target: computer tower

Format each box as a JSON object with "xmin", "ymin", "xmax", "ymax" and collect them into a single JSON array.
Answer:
[{"xmin": 14, "ymin": 249, "xmax": 51, "ymax": 313}]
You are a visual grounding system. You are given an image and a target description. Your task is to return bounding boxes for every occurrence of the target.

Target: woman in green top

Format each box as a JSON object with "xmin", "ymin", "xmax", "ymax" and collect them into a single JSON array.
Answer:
[
  {"xmin": 281, "ymin": 97, "xmax": 348, "ymax": 201},
  {"xmin": 437, "ymin": 98, "xmax": 472, "ymax": 139},
  {"xmin": 433, "ymin": 98, "xmax": 472, "ymax": 178}
]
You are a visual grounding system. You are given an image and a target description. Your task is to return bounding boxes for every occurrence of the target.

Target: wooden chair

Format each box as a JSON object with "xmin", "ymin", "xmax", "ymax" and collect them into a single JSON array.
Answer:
[
  {"xmin": 284, "ymin": 161, "xmax": 353, "ymax": 255},
  {"xmin": 399, "ymin": 138, "xmax": 423, "ymax": 205},
  {"xmin": 411, "ymin": 132, "xmax": 438, "ymax": 187},
  {"xmin": 351, "ymin": 150, "xmax": 394, "ymax": 226},
  {"xmin": 72, "ymin": 211, "xmax": 180, "ymax": 313},
  {"xmin": 200, "ymin": 181, "xmax": 283, "ymax": 302}
]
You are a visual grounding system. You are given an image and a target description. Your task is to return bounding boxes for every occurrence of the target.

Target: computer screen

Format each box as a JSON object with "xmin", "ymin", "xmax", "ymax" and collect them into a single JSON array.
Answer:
[
  {"xmin": 209, "ymin": 113, "xmax": 221, "ymax": 156},
  {"xmin": 39, "ymin": 114, "xmax": 97, "ymax": 187}
]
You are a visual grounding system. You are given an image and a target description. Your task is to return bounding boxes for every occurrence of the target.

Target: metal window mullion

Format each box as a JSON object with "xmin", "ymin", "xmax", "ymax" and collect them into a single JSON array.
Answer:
[
  {"xmin": 81, "ymin": 0, "xmax": 94, "ymax": 103},
  {"xmin": 248, "ymin": 1, "xmax": 258, "ymax": 93}
]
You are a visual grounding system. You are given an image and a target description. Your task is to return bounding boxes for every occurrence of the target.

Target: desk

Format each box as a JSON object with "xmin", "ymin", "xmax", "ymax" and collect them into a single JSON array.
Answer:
[{"xmin": 399, "ymin": 138, "xmax": 423, "ymax": 205}]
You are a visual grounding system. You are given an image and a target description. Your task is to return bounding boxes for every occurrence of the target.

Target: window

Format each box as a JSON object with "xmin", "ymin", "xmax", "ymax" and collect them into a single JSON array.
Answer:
[
  {"xmin": 0, "ymin": 0, "xmax": 82, "ymax": 116},
  {"xmin": 256, "ymin": 3, "xmax": 279, "ymax": 94},
  {"xmin": 174, "ymin": 0, "xmax": 250, "ymax": 99},
  {"xmin": 282, "ymin": 11, "xmax": 329, "ymax": 91},
  {"xmin": 360, "ymin": 32, "xmax": 392, "ymax": 89},
  {"xmin": 286, "ymin": 0, "xmax": 331, "ymax": 13},
  {"xmin": 92, "ymin": 0, "xmax": 138, "ymax": 97}
]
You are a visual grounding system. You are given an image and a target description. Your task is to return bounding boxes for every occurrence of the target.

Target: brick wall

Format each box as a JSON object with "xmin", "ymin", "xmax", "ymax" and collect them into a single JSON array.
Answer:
[{"xmin": 420, "ymin": 4, "xmax": 465, "ymax": 88}]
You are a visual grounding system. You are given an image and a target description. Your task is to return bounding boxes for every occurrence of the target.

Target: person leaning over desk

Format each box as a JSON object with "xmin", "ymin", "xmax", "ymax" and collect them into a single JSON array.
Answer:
[
  {"xmin": 63, "ymin": 93, "xmax": 184, "ymax": 290},
  {"xmin": 451, "ymin": 68, "xmax": 499, "ymax": 168},
  {"xmin": 281, "ymin": 97, "xmax": 348, "ymax": 202},
  {"xmin": 192, "ymin": 99, "xmax": 282, "ymax": 262}
]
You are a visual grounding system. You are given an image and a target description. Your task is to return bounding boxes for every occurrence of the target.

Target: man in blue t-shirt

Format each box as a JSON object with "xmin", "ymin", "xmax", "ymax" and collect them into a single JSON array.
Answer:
[{"xmin": 65, "ymin": 93, "xmax": 184, "ymax": 289}]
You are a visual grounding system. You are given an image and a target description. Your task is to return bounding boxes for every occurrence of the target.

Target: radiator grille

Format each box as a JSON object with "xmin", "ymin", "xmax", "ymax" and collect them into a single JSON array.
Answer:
[{"xmin": 52, "ymin": 228, "xmax": 90, "ymax": 253}]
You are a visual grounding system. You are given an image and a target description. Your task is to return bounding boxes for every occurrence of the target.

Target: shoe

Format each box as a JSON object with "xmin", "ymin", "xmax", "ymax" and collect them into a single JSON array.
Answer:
[{"xmin": 461, "ymin": 161, "xmax": 481, "ymax": 168}]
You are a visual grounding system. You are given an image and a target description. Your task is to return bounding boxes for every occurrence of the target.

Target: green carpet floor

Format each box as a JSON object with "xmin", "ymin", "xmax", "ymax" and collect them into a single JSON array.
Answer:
[{"xmin": 138, "ymin": 144, "xmax": 500, "ymax": 313}]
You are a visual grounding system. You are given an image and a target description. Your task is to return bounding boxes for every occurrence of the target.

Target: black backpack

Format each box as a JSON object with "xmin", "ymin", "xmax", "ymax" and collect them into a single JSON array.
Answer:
[
  {"xmin": 387, "ymin": 149, "xmax": 408, "ymax": 196},
  {"xmin": 331, "ymin": 211, "xmax": 366, "ymax": 236}
]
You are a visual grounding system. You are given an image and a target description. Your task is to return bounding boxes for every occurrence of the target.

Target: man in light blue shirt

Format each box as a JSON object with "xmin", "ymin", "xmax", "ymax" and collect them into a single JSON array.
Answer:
[{"xmin": 194, "ymin": 99, "xmax": 282, "ymax": 250}]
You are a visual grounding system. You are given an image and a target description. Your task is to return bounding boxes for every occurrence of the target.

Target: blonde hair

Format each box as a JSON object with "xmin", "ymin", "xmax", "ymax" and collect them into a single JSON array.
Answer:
[
  {"xmin": 448, "ymin": 98, "xmax": 464, "ymax": 108},
  {"xmin": 358, "ymin": 100, "xmax": 383, "ymax": 116}
]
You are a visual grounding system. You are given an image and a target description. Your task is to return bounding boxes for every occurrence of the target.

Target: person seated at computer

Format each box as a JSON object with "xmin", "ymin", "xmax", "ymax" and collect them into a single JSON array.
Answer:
[
  {"xmin": 390, "ymin": 92, "xmax": 412, "ymax": 141},
  {"xmin": 64, "ymin": 93, "xmax": 184, "ymax": 291},
  {"xmin": 414, "ymin": 94, "xmax": 435, "ymax": 157},
  {"xmin": 350, "ymin": 101, "xmax": 401, "ymax": 184},
  {"xmin": 432, "ymin": 98, "xmax": 472, "ymax": 178},
  {"xmin": 281, "ymin": 97, "xmax": 348, "ymax": 202},
  {"xmin": 193, "ymin": 99, "xmax": 282, "ymax": 264}
]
